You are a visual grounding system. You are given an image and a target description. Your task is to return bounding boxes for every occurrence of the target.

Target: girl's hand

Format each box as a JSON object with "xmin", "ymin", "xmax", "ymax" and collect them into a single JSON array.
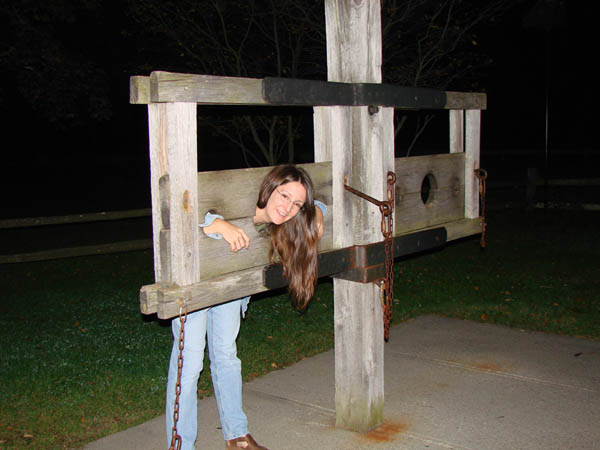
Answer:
[{"xmin": 203, "ymin": 218, "xmax": 250, "ymax": 252}]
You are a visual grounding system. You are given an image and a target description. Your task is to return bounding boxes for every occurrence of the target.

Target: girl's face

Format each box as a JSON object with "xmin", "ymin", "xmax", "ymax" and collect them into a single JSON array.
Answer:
[{"xmin": 265, "ymin": 181, "xmax": 307, "ymax": 225}]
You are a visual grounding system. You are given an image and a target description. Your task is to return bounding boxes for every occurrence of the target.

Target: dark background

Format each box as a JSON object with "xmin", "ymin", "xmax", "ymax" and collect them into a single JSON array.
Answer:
[{"xmin": 1, "ymin": 1, "xmax": 597, "ymax": 220}]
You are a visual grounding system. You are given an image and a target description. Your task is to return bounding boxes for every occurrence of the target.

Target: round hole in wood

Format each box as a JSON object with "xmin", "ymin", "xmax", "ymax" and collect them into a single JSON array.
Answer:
[{"xmin": 421, "ymin": 173, "xmax": 437, "ymax": 205}]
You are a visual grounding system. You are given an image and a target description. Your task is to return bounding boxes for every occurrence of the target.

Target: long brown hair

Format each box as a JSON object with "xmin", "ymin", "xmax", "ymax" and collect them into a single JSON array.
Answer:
[{"xmin": 257, "ymin": 165, "xmax": 320, "ymax": 310}]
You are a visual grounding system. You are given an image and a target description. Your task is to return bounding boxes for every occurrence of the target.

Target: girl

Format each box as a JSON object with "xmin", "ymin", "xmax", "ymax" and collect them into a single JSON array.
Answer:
[{"xmin": 166, "ymin": 165, "xmax": 326, "ymax": 450}]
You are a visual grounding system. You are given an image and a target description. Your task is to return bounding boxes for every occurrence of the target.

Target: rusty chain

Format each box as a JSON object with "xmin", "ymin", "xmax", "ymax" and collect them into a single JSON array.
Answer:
[
  {"xmin": 344, "ymin": 171, "xmax": 396, "ymax": 341},
  {"xmin": 168, "ymin": 302, "xmax": 187, "ymax": 450},
  {"xmin": 474, "ymin": 168, "xmax": 488, "ymax": 249}
]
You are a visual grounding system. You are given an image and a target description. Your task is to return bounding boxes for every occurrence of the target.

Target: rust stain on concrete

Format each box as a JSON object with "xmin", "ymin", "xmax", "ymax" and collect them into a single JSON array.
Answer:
[
  {"xmin": 474, "ymin": 362, "xmax": 502, "ymax": 372},
  {"xmin": 362, "ymin": 421, "xmax": 408, "ymax": 443}
]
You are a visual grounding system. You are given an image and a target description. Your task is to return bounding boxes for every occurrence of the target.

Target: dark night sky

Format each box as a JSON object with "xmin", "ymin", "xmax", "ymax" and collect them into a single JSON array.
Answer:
[{"xmin": 1, "ymin": 1, "xmax": 597, "ymax": 220}]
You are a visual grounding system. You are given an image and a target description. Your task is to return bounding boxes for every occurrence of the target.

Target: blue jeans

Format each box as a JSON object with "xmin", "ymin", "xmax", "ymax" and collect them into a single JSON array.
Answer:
[{"xmin": 166, "ymin": 298, "xmax": 249, "ymax": 449}]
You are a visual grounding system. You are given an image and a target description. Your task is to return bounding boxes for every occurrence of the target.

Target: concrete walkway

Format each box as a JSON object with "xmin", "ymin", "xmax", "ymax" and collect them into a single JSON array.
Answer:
[{"xmin": 84, "ymin": 315, "xmax": 600, "ymax": 450}]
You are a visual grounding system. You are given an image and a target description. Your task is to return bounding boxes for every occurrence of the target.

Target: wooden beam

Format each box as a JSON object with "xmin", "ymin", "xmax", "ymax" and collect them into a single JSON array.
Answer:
[
  {"xmin": 129, "ymin": 72, "xmax": 486, "ymax": 110},
  {"xmin": 394, "ymin": 153, "xmax": 465, "ymax": 233},
  {"xmin": 264, "ymin": 228, "xmax": 447, "ymax": 289},
  {"xmin": 449, "ymin": 110, "xmax": 464, "ymax": 154},
  {"xmin": 196, "ymin": 162, "xmax": 332, "ymax": 222},
  {"xmin": 0, "ymin": 239, "xmax": 152, "ymax": 264},
  {"xmin": 139, "ymin": 217, "xmax": 482, "ymax": 318},
  {"xmin": 130, "ymin": 76, "xmax": 150, "ymax": 104},
  {"xmin": 140, "ymin": 152, "xmax": 476, "ymax": 308},
  {"xmin": 194, "ymin": 212, "xmax": 333, "ymax": 281},
  {"xmin": 0, "ymin": 208, "xmax": 151, "ymax": 229},
  {"xmin": 465, "ymin": 110, "xmax": 482, "ymax": 218},
  {"xmin": 147, "ymin": 103, "xmax": 200, "ymax": 287},
  {"xmin": 151, "ymin": 72, "xmax": 266, "ymax": 105},
  {"xmin": 324, "ymin": 0, "xmax": 390, "ymax": 433},
  {"xmin": 446, "ymin": 91, "xmax": 487, "ymax": 110},
  {"xmin": 264, "ymin": 77, "xmax": 447, "ymax": 109}
]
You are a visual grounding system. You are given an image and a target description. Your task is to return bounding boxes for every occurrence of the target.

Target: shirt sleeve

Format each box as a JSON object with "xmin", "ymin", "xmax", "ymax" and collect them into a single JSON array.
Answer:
[
  {"xmin": 199, "ymin": 211, "xmax": 224, "ymax": 240},
  {"xmin": 314, "ymin": 200, "xmax": 327, "ymax": 216}
]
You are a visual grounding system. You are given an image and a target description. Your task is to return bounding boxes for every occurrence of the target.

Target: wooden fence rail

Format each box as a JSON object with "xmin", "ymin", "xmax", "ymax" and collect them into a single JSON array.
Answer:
[{"xmin": 0, "ymin": 209, "xmax": 152, "ymax": 264}]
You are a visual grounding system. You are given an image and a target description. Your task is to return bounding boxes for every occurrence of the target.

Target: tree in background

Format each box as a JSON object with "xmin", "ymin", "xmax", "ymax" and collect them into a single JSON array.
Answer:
[
  {"xmin": 127, "ymin": 0, "xmax": 520, "ymax": 163},
  {"xmin": 0, "ymin": 0, "xmax": 114, "ymax": 129},
  {"xmin": 126, "ymin": 0, "xmax": 325, "ymax": 166},
  {"xmin": 381, "ymin": 0, "xmax": 521, "ymax": 155},
  {"xmin": 1, "ymin": 0, "xmax": 522, "ymax": 166}
]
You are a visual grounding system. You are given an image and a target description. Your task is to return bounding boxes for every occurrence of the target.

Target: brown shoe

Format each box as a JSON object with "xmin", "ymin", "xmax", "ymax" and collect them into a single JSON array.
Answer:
[{"xmin": 225, "ymin": 433, "xmax": 268, "ymax": 449}]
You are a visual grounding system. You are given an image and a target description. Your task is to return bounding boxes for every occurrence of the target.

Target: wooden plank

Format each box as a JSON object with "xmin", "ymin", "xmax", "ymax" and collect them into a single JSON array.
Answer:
[
  {"xmin": 197, "ymin": 162, "xmax": 332, "ymax": 220},
  {"xmin": 150, "ymin": 72, "xmax": 266, "ymax": 105},
  {"xmin": 0, "ymin": 239, "xmax": 152, "ymax": 264},
  {"xmin": 166, "ymin": 103, "xmax": 200, "ymax": 287},
  {"xmin": 0, "ymin": 209, "xmax": 151, "ymax": 230},
  {"xmin": 396, "ymin": 189, "xmax": 464, "ymax": 232},
  {"xmin": 438, "ymin": 217, "xmax": 482, "ymax": 241},
  {"xmin": 264, "ymin": 77, "xmax": 446, "ymax": 109},
  {"xmin": 394, "ymin": 153, "xmax": 465, "ymax": 232},
  {"xmin": 394, "ymin": 154, "xmax": 464, "ymax": 191},
  {"xmin": 449, "ymin": 110, "xmax": 464, "ymax": 154},
  {"xmin": 147, "ymin": 103, "xmax": 200, "ymax": 287},
  {"xmin": 149, "ymin": 154, "xmax": 468, "ymax": 281},
  {"xmin": 140, "ymin": 283, "xmax": 161, "ymax": 315},
  {"xmin": 195, "ymin": 211, "xmax": 333, "ymax": 281},
  {"xmin": 130, "ymin": 76, "xmax": 151, "ymax": 105},
  {"xmin": 465, "ymin": 110, "xmax": 482, "ymax": 218},
  {"xmin": 157, "ymin": 266, "xmax": 266, "ymax": 319},
  {"xmin": 148, "ymin": 104, "xmax": 169, "ymax": 283},
  {"xmin": 324, "ymin": 0, "xmax": 388, "ymax": 433},
  {"xmin": 131, "ymin": 71, "xmax": 485, "ymax": 110},
  {"xmin": 446, "ymin": 91, "xmax": 487, "ymax": 110},
  {"xmin": 141, "ymin": 216, "xmax": 482, "ymax": 317}
]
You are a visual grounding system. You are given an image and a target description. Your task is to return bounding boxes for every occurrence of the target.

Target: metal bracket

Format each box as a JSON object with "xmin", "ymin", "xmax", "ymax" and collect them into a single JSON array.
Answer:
[
  {"xmin": 262, "ymin": 77, "xmax": 446, "ymax": 109},
  {"xmin": 263, "ymin": 227, "xmax": 447, "ymax": 289}
]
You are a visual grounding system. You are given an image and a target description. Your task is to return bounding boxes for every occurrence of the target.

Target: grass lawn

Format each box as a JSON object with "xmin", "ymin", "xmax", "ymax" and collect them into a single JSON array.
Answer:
[{"xmin": 0, "ymin": 208, "xmax": 598, "ymax": 449}]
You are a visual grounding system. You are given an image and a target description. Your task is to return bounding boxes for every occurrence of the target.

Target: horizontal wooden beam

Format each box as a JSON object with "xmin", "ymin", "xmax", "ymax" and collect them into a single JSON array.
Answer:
[
  {"xmin": 0, "ymin": 208, "xmax": 151, "ymax": 230},
  {"xmin": 166, "ymin": 155, "xmax": 472, "ymax": 283},
  {"xmin": 130, "ymin": 72, "xmax": 486, "ymax": 110},
  {"xmin": 263, "ymin": 77, "xmax": 448, "ymax": 109},
  {"xmin": 0, "ymin": 239, "xmax": 152, "ymax": 264},
  {"xmin": 264, "ymin": 227, "xmax": 447, "ymax": 289},
  {"xmin": 141, "ymin": 217, "xmax": 482, "ymax": 319},
  {"xmin": 446, "ymin": 91, "xmax": 487, "ymax": 110}
]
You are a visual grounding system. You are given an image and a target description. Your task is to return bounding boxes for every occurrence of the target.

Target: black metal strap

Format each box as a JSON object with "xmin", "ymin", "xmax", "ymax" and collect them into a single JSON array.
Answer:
[{"xmin": 263, "ymin": 228, "xmax": 447, "ymax": 290}]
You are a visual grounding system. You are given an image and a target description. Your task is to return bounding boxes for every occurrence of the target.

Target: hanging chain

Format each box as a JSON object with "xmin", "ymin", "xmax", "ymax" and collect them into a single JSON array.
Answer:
[
  {"xmin": 344, "ymin": 171, "xmax": 396, "ymax": 341},
  {"xmin": 168, "ymin": 302, "xmax": 188, "ymax": 450},
  {"xmin": 474, "ymin": 168, "xmax": 488, "ymax": 249},
  {"xmin": 380, "ymin": 172, "xmax": 395, "ymax": 341}
]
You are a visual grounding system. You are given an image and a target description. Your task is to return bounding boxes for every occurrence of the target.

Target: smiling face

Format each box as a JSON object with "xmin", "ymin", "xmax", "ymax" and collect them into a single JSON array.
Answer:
[{"xmin": 264, "ymin": 181, "xmax": 307, "ymax": 225}]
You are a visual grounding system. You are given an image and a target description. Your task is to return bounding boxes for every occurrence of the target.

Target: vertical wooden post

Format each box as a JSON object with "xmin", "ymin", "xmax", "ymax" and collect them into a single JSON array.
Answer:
[
  {"xmin": 147, "ymin": 102, "xmax": 200, "ymax": 296},
  {"xmin": 449, "ymin": 109, "xmax": 464, "ymax": 154},
  {"xmin": 314, "ymin": 0, "xmax": 394, "ymax": 433},
  {"xmin": 465, "ymin": 110, "xmax": 481, "ymax": 218}
]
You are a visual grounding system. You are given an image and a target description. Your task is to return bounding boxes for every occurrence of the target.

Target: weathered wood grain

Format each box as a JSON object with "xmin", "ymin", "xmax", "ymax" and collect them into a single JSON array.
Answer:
[
  {"xmin": 465, "ymin": 110, "xmax": 482, "ymax": 218},
  {"xmin": 449, "ymin": 109, "xmax": 464, "ymax": 154},
  {"xmin": 130, "ymin": 76, "xmax": 150, "ymax": 105},
  {"xmin": 130, "ymin": 72, "xmax": 486, "ymax": 110},
  {"xmin": 0, "ymin": 239, "xmax": 152, "ymax": 265},
  {"xmin": 196, "ymin": 162, "xmax": 332, "ymax": 220},
  {"xmin": 394, "ymin": 153, "xmax": 465, "ymax": 233},
  {"xmin": 446, "ymin": 91, "xmax": 487, "ymax": 110},
  {"xmin": 324, "ymin": 0, "xmax": 388, "ymax": 433},
  {"xmin": 195, "ymin": 211, "xmax": 333, "ymax": 281},
  {"xmin": 150, "ymin": 72, "xmax": 266, "ymax": 105},
  {"xmin": 139, "ymin": 216, "xmax": 482, "ymax": 317}
]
